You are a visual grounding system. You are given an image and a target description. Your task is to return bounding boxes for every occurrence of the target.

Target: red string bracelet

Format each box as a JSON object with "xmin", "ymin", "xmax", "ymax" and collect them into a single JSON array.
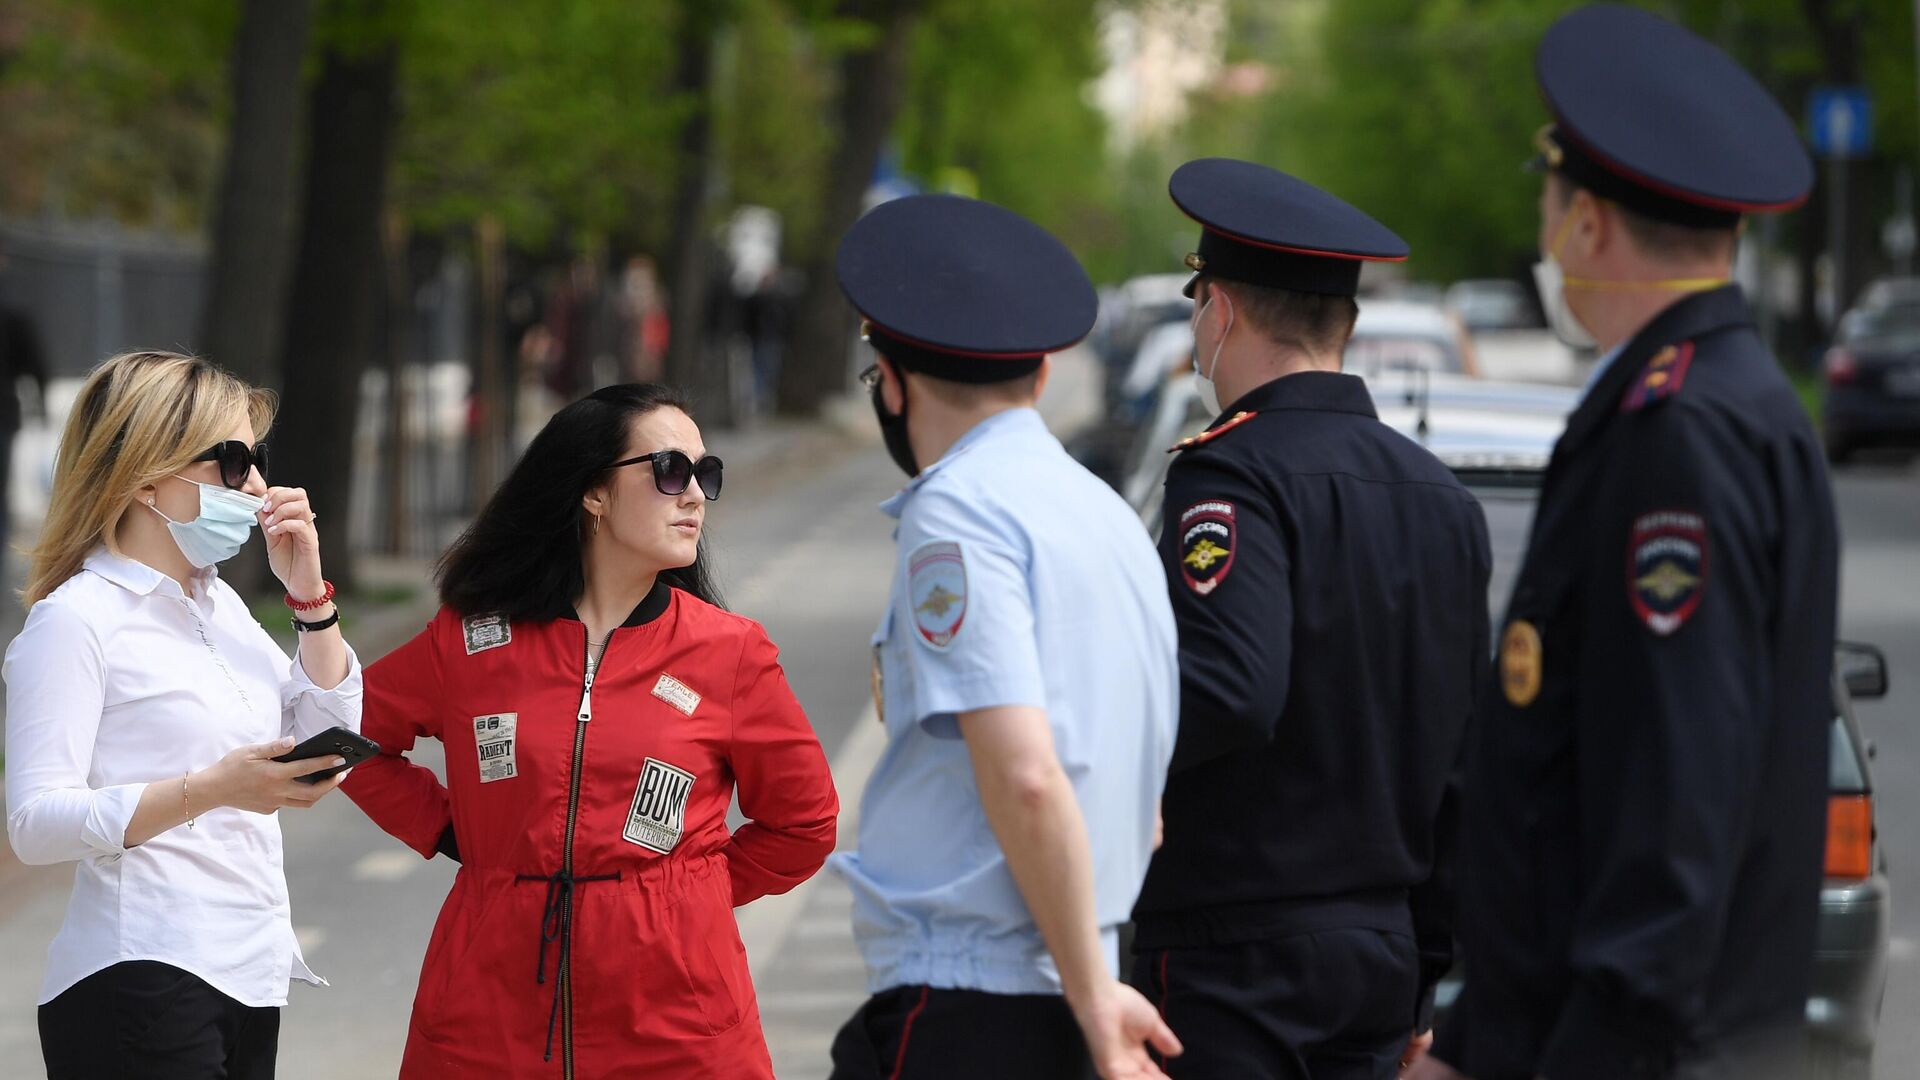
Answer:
[{"xmin": 284, "ymin": 580, "xmax": 336, "ymax": 612}]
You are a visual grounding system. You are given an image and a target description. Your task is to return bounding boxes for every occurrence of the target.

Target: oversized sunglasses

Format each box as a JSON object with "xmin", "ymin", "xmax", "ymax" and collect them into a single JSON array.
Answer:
[
  {"xmin": 610, "ymin": 449, "xmax": 723, "ymax": 500},
  {"xmin": 193, "ymin": 439, "xmax": 269, "ymax": 489}
]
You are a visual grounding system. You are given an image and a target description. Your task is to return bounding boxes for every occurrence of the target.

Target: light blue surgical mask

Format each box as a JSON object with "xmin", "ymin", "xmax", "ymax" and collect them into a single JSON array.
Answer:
[{"xmin": 146, "ymin": 475, "xmax": 264, "ymax": 568}]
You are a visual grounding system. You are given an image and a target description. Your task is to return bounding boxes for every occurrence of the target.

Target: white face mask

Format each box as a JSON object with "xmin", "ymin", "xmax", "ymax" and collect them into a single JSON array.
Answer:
[
  {"xmin": 146, "ymin": 475, "xmax": 264, "ymax": 568},
  {"xmin": 1190, "ymin": 291, "xmax": 1234, "ymax": 417},
  {"xmin": 1533, "ymin": 252, "xmax": 1596, "ymax": 350}
]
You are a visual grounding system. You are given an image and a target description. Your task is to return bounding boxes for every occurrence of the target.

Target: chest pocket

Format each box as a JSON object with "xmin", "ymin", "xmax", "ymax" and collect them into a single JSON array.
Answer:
[{"xmin": 871, "ymin": 606, "xmax": 916, "ymax": 736}]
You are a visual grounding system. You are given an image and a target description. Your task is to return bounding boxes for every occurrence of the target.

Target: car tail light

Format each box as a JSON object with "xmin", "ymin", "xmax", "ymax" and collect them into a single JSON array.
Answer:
[
  {"xmin": 1825, "ymin": 347, "xmax": 1858, "ymax": 384},
  {"xmin": 1825, "ymin": 794, "xmax": 1873, "ymax": 879}
]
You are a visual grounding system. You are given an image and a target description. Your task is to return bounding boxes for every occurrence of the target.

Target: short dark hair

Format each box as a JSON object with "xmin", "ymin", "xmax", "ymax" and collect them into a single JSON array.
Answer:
[
  {"xmin": 1208, "ymin": 279, "xmax": 1359, "ymax": 355},
  {"xmin": 905, "ymin": 366, "xmax": 1042, "ymax": 409},
  {"xmin": 1553, "ymin": 174, "xmax": 1736, "ymax": 263},
  {"xmin": 437, "ymin": 383, "xmax": 724, "ymax": 620}
]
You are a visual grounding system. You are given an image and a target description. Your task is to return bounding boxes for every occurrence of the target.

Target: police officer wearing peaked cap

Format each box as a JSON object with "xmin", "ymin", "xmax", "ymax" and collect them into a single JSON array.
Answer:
[
  {"xmin": 1414, "ymin": 7, "xmax": 1841, "ymax": 1080},
  {"xmin": 1129, "ymin": 157, "xmax": 1492, "ymax": 1080},
  {"xmin": 826, "ymin": 194, "xmax": 1183, "ymax": 1080}
]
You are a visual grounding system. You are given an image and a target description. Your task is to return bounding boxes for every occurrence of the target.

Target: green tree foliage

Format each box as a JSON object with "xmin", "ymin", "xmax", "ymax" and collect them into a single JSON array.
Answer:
[
  {"xmin": 893, "ymin": 0, "xmax": 1118, "ymax": 276},
  {"xmin": 0, "ymin": 0, "xmax": 233, "ymax": 228},
  {"xmin": 393, "ymin": 0, "xmax": 683, "ymax": 250},
  {"xmin": 1136, "ymin": 0, "xmax": 1920, "ymax": 284}
]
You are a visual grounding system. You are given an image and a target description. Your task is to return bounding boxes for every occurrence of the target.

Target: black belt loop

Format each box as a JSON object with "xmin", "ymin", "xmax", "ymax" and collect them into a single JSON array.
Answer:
[{"xmin": 514, "ymin": 869, "xmax": 621, "ymax": 1061}]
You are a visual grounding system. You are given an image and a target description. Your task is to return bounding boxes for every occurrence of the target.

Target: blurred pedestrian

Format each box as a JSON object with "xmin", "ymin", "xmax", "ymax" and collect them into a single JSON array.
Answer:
[
  {"xmin": 6, "ymin": 350, "xmax": 361, "ymax": 1080},
  {"xmin": 0, "ymin": 239, "xmax": 47, "ymax": 585},
  {"xmin": 1129, "ymin": 159, "xmax": 1489, "ymax": 1080},
  {"xmin": 1416, "ymin": 7, "xmax": 1840, "ymax": 1080},
  {"xmin": 342, "ymin": 383, "xmax": 837, "ymax": 1078},
  {"xmin": 617, "ymin": 254, "xmax": 669, "ymax": 384},
  {"xmin": 828, "ymin": 194, "xmax": 1181, "ymax": 1080}
]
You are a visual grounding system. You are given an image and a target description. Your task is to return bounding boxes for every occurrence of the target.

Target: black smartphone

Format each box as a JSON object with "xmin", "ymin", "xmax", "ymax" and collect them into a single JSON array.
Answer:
[{"xmin": 271, "ymin": 727, "xmax": 381, "ymax": 784}]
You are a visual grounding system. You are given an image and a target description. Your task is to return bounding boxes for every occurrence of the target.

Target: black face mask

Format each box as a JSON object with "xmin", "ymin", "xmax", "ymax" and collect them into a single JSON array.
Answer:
[{"xmin": 869, "ymin": 375, "xmax": 919, "ymax": 478}]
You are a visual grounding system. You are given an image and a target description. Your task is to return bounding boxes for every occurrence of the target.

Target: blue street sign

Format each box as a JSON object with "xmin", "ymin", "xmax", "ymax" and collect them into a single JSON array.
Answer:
[{"xmin": 1809, "ymin": 86, "xmax": 1873, "ymax": 159}]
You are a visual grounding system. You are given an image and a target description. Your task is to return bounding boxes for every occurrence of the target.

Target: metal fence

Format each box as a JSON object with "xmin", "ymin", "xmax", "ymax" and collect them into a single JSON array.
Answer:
[{"xmin": 0, "ymin": 217, "xmax": 475, "ymax": 562}]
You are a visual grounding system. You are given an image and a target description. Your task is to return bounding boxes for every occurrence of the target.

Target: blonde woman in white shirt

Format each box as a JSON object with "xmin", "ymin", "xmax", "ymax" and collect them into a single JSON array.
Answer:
[{"xmin": 4, "ymin": 350, "xmax": 363, "ymax": 1080}]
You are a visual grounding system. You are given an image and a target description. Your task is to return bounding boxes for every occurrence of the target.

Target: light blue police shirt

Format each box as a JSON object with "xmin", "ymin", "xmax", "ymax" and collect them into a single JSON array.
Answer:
[{"xmin": 830, "ymin": 406, "xmax": 1179, "ymax": 996}]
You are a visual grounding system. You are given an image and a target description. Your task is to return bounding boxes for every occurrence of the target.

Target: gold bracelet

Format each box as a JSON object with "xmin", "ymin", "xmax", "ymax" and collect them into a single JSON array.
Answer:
[{"xmin": 182, "ymin": 773, "xmax": 195, "ymax": 830}]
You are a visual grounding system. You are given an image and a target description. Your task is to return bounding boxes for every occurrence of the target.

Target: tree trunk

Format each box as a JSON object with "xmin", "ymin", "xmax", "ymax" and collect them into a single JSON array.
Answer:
[
  {"xmin": 1796, "ymin": 0, "xmax": 1865, "ymax": 356},
  {"xmin": 776, "ymin": 0, "xmax": 925, "ymax": 418},
  {"xmin": 198, "ymin": 0, "xmax": 313, "ymax": 386},
  {"xmin": 275, "ymin": 41, "xmax": 402, "ymax": 594},
  {"xmin": 663, "ymin": 2, "xmax": 723, "ymax": 416},
  {"xmin": 472, "ymin": 215, "xmax": 508, "ymax": 507}
]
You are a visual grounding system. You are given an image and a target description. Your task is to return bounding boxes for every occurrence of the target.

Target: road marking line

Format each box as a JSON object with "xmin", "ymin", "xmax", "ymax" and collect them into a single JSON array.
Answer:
[
  {"xmin": 294, "ymin": 925, "xmax": 327, "ymax": 953},
  {"xmin": 738, "ymin": 703, "xmax": 885, "ymax": 981}
]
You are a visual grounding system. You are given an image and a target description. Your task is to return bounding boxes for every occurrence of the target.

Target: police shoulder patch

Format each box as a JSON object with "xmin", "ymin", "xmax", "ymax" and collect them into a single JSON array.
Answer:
[
  {"xmin": 462, "ymin": 613, "xmax": 511, "ymax": 655},
  {"xmin": 1627, "ymin": 509, "xmax": 1708, "ymax": 636},
  {"xmin": 1620, "ymin": 342, "xmax": 1695, "ymax": 413},
  {"xmin": 908, "ymin": 540, "xmax": 967, "ymax": 650},
  {"xmin": 1177, "ymin": 500, "xmax": 1236, "ymax": 595},
  {"xmin": 1167, "ymin": 411, "xmax": 1258, "ymax": 454}
]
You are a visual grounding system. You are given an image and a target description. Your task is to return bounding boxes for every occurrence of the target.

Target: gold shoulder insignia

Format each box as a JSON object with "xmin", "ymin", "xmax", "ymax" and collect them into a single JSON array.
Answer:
[
  {"xmin": 1167, "ymin": 410, "xmax": 1259, "ymax": 454},
  {"xmin": 1620, "ymin": 342, "xmax": 1695, "ymax": 413}
]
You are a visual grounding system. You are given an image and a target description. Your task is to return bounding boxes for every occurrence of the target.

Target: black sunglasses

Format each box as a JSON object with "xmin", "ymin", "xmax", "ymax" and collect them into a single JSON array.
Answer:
[
  {"xmin": 610, "ymin": 449, "xmax": 723, "ymax": 500},
  {"xmin": 193, "ymin": 440, "xmax": 269, "ymax": 490}
]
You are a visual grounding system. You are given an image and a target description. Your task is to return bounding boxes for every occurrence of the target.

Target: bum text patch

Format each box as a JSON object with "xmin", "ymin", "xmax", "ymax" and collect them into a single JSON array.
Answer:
[{"xmin": 623, "ymin": 758, "xmax": 696, "ymax": 853}]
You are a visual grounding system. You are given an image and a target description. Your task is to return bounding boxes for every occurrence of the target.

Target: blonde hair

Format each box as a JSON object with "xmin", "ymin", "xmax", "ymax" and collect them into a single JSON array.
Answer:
[{"xmin": 23, "ymin": 351, "xmax": 275, "ymax": 607}]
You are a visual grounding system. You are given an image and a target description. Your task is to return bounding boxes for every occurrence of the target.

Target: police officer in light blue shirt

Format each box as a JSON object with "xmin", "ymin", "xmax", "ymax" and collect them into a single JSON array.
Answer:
[{"xmin": 826, "ymin": 194, "xmax": 1182, "ymax": 1080}]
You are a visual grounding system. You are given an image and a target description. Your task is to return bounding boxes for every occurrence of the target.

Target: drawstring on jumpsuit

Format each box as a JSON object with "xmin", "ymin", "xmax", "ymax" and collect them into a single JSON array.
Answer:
[{"xmin": 515, "ymin": 869, "xmax": 621, "ymax": 1061}]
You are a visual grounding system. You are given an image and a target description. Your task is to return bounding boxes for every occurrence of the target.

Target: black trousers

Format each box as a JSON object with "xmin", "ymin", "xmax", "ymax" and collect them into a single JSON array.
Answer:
[
  {"xmin": 1131, "ymin": 929, "xmax": 1419, "ymax": 1080},
  {"xmin": 829, "ymin": 985, "xmax": 1096, "ymax": 1080},
  {"xmin": 39, "ymin": 960, "xmax": 280, "ymax": 1080}
]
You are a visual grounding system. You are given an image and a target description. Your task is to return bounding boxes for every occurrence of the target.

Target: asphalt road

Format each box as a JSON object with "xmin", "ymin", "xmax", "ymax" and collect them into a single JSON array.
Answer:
[{"xmin": 1828, "ymin": 455, "xmax": 1920, "ymax": 1080}]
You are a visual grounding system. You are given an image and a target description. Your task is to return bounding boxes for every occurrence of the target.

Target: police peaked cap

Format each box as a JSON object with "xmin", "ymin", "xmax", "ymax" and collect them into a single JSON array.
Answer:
[
  {"xmin": 1531, "ymin": 4, "xmax": 1814, "ymax": 229},
  {"xmin": 836, "ymin": 194, "xmax": 1097, "ymax": 384},
  {"xmin": 1170, "ymin": 158, "xmax": 1408, "ymax": 300}
]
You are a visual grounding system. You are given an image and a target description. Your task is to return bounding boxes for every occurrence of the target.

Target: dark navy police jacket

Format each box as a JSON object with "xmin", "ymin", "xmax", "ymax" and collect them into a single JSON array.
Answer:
[
  {"xmin": 1133, "ymin": 370, "xmax": 1491, "ymax": 1031},
  {"xmin": 1434, "ymin": 286, "xmax": 1842, "ymax": 1080}
]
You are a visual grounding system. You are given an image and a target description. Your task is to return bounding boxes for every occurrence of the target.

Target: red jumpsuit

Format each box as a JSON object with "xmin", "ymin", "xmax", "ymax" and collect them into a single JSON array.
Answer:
[{"xmin": 343, "ymin": 588, "xmax": 838, "ymax": 1078}]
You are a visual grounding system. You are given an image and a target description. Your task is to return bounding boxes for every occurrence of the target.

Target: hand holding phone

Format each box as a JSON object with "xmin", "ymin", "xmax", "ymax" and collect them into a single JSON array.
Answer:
[{"xmin": 271, "ymin": 726, "xmax": 381, "ymax": 783}]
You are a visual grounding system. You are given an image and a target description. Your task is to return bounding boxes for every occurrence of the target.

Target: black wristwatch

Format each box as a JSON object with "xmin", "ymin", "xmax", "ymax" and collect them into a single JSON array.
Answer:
[{"xmin": 291, "ymin": 608, "xmax": 341, "ymax": 633}]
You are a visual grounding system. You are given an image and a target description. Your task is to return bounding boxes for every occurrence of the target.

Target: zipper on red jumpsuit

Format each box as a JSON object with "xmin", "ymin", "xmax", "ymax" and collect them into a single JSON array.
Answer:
[{"xmin": 559, "ymin": 627, "xmax": 606, "ymax": 1079}]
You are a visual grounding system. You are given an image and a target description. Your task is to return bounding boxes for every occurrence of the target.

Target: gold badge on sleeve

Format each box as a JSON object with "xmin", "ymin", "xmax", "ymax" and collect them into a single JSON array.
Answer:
[{"xmin": 1501, "ymin": 620, "xmax": 1543, "ymax": 707}]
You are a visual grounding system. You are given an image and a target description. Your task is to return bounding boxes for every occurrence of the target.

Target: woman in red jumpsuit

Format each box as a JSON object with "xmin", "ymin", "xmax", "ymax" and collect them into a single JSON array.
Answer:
[{"xmin": 343, "ymin": 383, "xmax": 838, "ymax": 1078}]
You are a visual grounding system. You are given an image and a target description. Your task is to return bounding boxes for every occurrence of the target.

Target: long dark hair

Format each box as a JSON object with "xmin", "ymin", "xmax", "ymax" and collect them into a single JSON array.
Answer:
[{"xmin": 437, "ymin": 384, "xmax": 725, "ymax": 619}]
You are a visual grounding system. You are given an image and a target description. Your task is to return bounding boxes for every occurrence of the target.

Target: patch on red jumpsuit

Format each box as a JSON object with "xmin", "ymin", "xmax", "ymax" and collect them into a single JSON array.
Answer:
[
  {"xmin": 462, "ymin": 613, "xmax": 511, "ymax": 655},
  {"xmin": 623, "ymin": 758, "xmax": 696, "ymax": 853},
  {"xmin": 651, "ymin": 673, "xmax": 701, "ymax": 716},
  {"xmin": 1178, "ymin": 501, "xmax": 1235, "ymax": 595},
  {"xmin": 908, "ymin": 540, "xmax": 967, "ymax": 650},
  {"xmin": 1627, "ymin": 509, "xmax": 1707, "ymax": 636}
]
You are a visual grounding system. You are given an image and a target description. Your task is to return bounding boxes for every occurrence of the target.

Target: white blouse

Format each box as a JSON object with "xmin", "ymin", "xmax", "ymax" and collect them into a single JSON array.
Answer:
[{"xmin": 4, "ymin": 548, "xmax": 363, "ymax": 1007}]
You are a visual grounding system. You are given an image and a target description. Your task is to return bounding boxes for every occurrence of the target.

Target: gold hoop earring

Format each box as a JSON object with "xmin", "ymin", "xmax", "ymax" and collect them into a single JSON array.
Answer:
[{"xmin": 592, "ymin": 514, "xmax": 601, "ymax": 537}]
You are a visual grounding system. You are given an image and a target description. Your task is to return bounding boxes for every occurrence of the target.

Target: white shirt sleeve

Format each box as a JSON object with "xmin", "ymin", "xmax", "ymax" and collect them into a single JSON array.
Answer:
[
  {"xmin": 281, "ymin": 641, "xmax": 364, "ymax": 741},
  {"xmin": 4, "ymin": 600, "xmax": 146, "ymax": 865}
]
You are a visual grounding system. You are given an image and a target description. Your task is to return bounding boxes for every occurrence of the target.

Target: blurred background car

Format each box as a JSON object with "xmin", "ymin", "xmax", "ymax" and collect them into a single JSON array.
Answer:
[
  {"xmin": 1346, "ymin": 299, "xmax": 1482, "ymax": 379},
  {"xmin": 1444, "ymin": 277, "xmax": 1543, "ymax": 332},
  {"xmin": 1824, "ymin": 299, "xmax": 1920, "ymax": 463},
  {"xmin": 1854, "ymin": 277, "xmax": 1920, "ymax": 313}
]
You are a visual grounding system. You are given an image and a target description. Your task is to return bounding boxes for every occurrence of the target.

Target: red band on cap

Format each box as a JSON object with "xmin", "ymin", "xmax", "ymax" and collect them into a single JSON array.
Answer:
[{"xmin": 1550, "ymin": 114, "xmax": 1809, "ymax": 214}]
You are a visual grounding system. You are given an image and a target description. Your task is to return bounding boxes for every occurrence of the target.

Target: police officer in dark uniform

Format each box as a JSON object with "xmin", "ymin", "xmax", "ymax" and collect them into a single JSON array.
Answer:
[
  {"xmin": 1130, "ymin": 158, "xmax": 1492, "ymax": 1080},
  {"xmin": 1417, "ymin": 7, "xmax": 1841, "ymax": 1080}
]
